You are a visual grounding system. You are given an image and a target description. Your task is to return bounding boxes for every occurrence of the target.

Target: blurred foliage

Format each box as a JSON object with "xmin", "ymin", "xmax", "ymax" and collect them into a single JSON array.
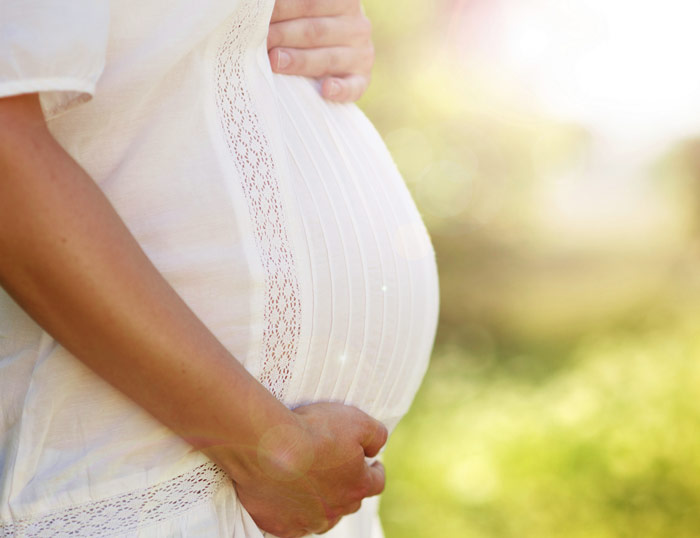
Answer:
[
  {"xmin": 360, "ymin": 0, "xmax": 700, "ymax": 536},
  {"xmin": 381, "ymin": 323, "xmax": 700, "ymax": 538}
]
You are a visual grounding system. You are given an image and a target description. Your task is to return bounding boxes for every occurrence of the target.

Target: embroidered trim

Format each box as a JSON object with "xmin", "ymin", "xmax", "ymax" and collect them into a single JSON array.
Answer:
[
  {"xmin": 215, "ymin": 1, "xmax": 302, "ymax": 400},
  {"xmin": 0, "ymin": 463, "xmax": 227, "ymax": 537}
]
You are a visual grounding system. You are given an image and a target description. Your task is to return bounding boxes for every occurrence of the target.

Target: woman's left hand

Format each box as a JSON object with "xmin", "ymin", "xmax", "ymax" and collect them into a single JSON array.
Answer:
[{"xmin": 268, "ymin": 0, "xmax": 374, "ymax": 102}]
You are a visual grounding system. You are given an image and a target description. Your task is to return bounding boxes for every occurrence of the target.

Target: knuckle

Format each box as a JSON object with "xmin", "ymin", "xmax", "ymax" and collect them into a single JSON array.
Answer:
[
  {"xmin": 368, "ymin": 419, "xmax": 387, "ymax": 448},
  {"xmin": 348, "ymin": 15, "xmax": 372, "ymax": 47},
  {"xmin": 354, "ymin": 444, "xmax": 368, "ymax": 461},
  {"xmin": 360, "ymin": 483, "xmax": 374, "ymax": 499},
  {"xmin": 359, "ymin": 14, "xmax": 372, "ymax": 36},
  {"xmin": 377, "ymin": 422, "xmax": 388, "ymax": 445},
  {"xmin": 351, "ymin": 480, "xmax": 371, "ymax": 501},
  {"xmin": 359, "ymin": 484, "xmax": 371, "ymax": 499},
  {"xmin": 304, "ymin": 18, "xmax": 325, "ymax": 42}
]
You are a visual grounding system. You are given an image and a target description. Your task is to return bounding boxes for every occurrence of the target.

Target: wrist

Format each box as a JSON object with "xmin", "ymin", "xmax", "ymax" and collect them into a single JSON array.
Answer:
[{"xmin": 200, "ymin": 384, "xmax": 303, "ymax": 485}]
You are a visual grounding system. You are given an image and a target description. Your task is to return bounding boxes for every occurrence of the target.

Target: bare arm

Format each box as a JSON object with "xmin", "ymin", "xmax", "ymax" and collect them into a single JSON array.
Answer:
[{"xmin": 0, "ymin": 93, "xmax": 386, "ymax": 537}]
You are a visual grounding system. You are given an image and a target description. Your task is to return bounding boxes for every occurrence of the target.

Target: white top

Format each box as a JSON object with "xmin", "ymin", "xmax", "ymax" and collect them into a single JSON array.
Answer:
[{"xmin": 0, "ymin": 0, "xmax": 439, "ymax": 536}]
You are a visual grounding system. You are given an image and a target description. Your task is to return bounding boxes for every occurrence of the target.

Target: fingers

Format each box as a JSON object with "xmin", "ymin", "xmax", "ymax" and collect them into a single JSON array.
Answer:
[
  {"xmin": 269, "ymin": 45, "xmax": 374, "ymax": 79},
  {"xmin": 320, "ymin": 75, "xmax": 370, "ymax": 103},
  {"xmin": 364, "ymin": 460, "xmax": 386, "ymax": 497},
  {"xmin": 271, "ymin": 0, "xmax": 360, "ymax": 23},
  {"xmin": 268, "ymin": 15, "xmax": 367, "ymax": 50},
  {"xmin": 268, "ymin": 15, "xmax": 371, "ymax": 50},
  {"xmin": 360, "ymin": 417, "xmax": 388, "ymax": 457},
  {"xmin": 267, "ymin": 2, "xmax": 374, "ymax": 103}
]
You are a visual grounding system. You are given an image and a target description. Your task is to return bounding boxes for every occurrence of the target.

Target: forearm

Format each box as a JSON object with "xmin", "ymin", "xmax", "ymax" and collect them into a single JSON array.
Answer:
[{"xmin": 0, "ymin": 94, "xmax": 293, "ymax": 477}]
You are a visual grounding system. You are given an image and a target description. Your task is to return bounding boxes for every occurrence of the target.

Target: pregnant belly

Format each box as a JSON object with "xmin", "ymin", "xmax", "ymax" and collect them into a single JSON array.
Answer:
[
  {"xmin": 211, "ymin": 10, "xmax": 437, "ymax": 431},
  {"xmin": 267, "ymin": 75, "xmax": 439, "ymax": 433}
]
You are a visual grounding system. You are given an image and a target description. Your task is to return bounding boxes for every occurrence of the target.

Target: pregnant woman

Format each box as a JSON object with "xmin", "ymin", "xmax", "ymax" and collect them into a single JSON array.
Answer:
[{"xmin": 0, "ymin": 0, "xmax": 439, "ymax": 536}]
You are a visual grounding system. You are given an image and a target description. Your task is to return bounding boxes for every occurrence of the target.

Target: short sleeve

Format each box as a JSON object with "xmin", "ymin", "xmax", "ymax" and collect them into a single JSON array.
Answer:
[{"xmin": 0, "ymin": 1, "xmax": 110, "ymax": 119}]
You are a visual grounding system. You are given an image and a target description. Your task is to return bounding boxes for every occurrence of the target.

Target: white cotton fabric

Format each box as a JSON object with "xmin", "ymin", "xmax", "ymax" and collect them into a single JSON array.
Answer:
[
  {"xmin": 0, "ymin": 0, "xmax": 110, "ymax": 117},
  {"xmin": 0, "ymin": 0, "xmax": 439, "ymax": 536}
]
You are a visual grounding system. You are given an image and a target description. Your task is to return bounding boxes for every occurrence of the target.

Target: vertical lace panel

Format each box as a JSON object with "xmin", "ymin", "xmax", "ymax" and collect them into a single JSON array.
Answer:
[{"xmin": 214, "ymin": 1, "xmax": 302, "ymax": 401}]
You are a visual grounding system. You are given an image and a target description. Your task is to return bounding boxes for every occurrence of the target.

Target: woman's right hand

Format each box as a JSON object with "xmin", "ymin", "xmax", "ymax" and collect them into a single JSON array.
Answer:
[
  {"xmin": 268, "ymin": 0, "xmax": 374, "ymax": 103},
  {"xmin": 233, "ymin": 402, "xmax": 388, "ymax": 538}
]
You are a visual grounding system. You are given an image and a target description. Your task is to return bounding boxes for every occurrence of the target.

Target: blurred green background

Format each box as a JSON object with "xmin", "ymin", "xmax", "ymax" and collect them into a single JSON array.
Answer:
[{"xmin": 359, "ymin": 0, "xmax": 700, "ymax": 536}]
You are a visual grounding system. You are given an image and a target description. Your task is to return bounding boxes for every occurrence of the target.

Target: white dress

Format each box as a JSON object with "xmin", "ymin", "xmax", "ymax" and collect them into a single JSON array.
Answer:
[{"xmin": 0, "ymin": 0, "xmax": 439, "ymax": 536}]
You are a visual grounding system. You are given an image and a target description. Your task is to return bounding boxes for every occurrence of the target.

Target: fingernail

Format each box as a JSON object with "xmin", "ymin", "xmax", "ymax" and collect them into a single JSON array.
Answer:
[
  {"xmin": 276, "ymin": 50, "xmax": 291, "ymax": 70},
  {"xmin": 327, "ymin": 80, "xmax": 341, "ymax": 97}
]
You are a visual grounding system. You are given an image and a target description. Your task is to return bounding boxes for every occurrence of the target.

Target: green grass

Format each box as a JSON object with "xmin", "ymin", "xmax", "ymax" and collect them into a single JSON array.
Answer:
[{"xmin": 380, "ymin": 323, "xmax": 700, "ymax": 537}]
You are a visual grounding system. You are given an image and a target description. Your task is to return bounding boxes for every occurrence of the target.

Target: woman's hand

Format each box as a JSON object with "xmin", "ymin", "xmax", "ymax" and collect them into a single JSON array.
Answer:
[
  {"xmin": 269, "ymin": 0, "xmax": 374, "ymax": 102},
  {"xmin": 232, "ymin": 402, "xmax": 388, "ymax": 538}
]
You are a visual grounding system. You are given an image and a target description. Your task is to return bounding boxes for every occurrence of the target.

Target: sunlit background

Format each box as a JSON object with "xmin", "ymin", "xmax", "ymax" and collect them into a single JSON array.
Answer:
[{"xmin": 360, "ymin": 0, "xmax": 700, "ymax": 536}]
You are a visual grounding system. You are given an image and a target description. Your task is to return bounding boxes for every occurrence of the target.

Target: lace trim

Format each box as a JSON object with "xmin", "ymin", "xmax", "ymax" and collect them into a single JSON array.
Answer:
[
  {"xmin": 215, "ymin": 1, "xmax": 302, "ymax": 401},
  {"xmin": 0, "ymin": 462, "xmax": 227, "ymax": 537}
]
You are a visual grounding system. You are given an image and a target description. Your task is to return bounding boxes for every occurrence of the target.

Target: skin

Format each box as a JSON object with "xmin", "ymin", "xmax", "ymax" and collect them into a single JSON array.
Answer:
[
  {"xmin": 0, "ymin": 94, "xmax": 387, "ymax": 536},
  {"xmin": 269, "ymin": 0, "xmax": 374, "ymax": 102}
]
